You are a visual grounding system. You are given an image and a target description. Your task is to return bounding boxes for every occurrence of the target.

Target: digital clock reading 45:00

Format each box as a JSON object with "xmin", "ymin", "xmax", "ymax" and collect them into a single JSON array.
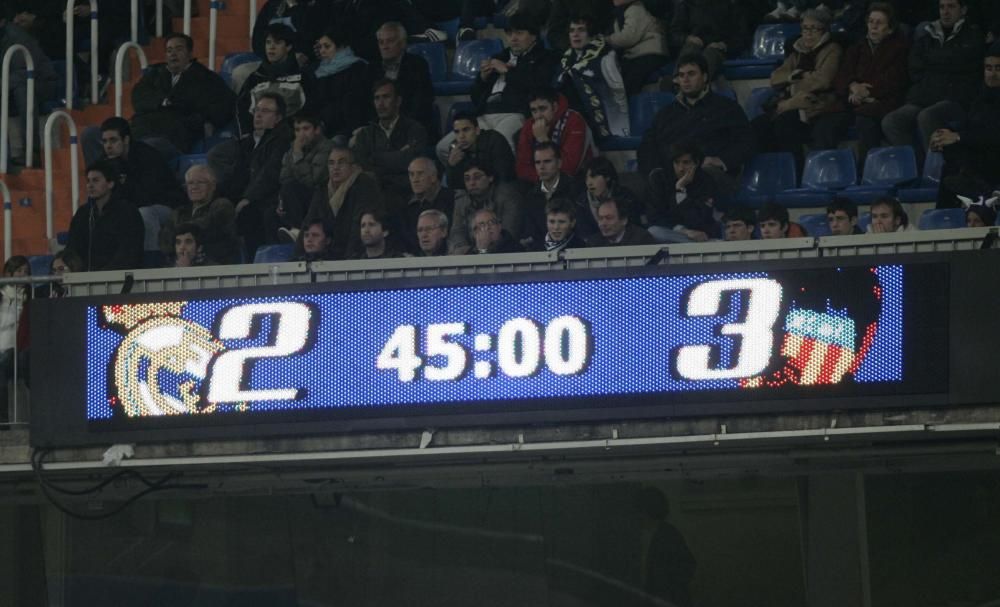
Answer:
[{"xmin": 87, "ymin": 266, "xmax": 904, "ymax": 421}]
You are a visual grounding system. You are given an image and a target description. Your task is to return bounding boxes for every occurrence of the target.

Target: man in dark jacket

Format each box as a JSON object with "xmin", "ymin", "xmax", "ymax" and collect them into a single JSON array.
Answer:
[
  {"xmin": 402, "ymin": 157, "xmax": 468, "ymax": 254},
  {"xmin": 304, "ymin": 145, "xmax": 384, "ymax": 259},
  {"xmin": 932, "ymin": 49, "xmax": 1000, "ymax": 207},
  {"xmin": 444, "ymin": 111, "xmax": 516, "ymax": 186},
  {"xmin": 368, "ymin": 21, "xmax": 436, "ymax": 134},
  {"xmin": 647, "ymin": 141, "xmax": 721, "ymax": 243},
  {"xmin": 66, "ymin": 160, "xmax": 144, "ymax": 271},
  {"xmin": 467, "ymin": 208, "xmax": 524, "ymax": 254},
  {"xmin": 435, "ymin": 12, "xmax": 558, "ymax": 161},
  {"xmin": 586, "ymin": 197, "xmax": 655, "ymax": 247},
  {"xmin": 130, "ymin": 33, "xmax": 236, "ymax": 156},
  {"xmin": 638, "ymin": 53, "xmax": 753, "ymax": 196},
  {"xmin": 881, "ymin": 0, "xmax": 984, "ymax": 153},
  {"xmin": 522, "ymin": 143, "xmax": 580, "ymax": 248},
  {"xmin": 236, "ymin": 23, "xmax": 306, "ymax": 137}
]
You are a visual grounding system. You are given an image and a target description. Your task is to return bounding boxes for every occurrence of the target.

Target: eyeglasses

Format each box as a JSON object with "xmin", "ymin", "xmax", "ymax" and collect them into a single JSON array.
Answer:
[
  {"xmin": 473, "ymin": 219, "xmax": 498, "ymax": 232},
  {"xmin": 801, "ymin": 25, "xmax": 826, "ymax": 32}
]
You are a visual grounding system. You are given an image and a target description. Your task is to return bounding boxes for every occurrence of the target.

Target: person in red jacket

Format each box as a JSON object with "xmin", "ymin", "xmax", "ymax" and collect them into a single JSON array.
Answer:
[
  {"xmin": 812, "ymin": 2, "xmax": 909, "ymax": 162},
  {"xmin": 515, "ymin": 87, "xmax": 596, "ymax": 182}
]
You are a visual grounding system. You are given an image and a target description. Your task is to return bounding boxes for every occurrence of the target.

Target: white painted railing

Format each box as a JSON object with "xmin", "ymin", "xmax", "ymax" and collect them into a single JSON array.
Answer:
[
  {"xmin": 183, "ymin": 0, "xmax": 193, "ymax": 35},
  {"xmin": 130, "ymin": 0, "xmax": 139, "ymax": 43},
  {"xmin": 0, "ymin": 179, "xmax": 11, "ymax": 261},
  {"xmin": 0, "ymin": 44, "xmax": 35, "ymax": 173},
  {"xmin": 156, "ymin": 0, "xmax": 164, "ymax": 37},
  {"xmin": 43, "ymin": 111, "xmax": 80, "ymax": 241},
  {"xmin": 249, "ymin": 0, "xmax": 257, "ymax": 38},
  {"xmin": 208, "ymin": 0, "xmax": 222, "ymax": 72},
  {"xmin": 113, "ymin": 42, "xmax": 149, "ymax": 116},
  {"xmin": 65, "ymin": 0, "xmax": 100, "ymax": 107}
]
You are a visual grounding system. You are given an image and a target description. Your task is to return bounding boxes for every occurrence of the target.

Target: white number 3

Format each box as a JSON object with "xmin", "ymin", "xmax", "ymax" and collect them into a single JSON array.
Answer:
[
  {"xmin": 675, "ymin": 279, "xmax": 782, "ymax": 380},
  {"xmin": 207, "ymin": 302, "xmax": 313, "ymax": 403}
]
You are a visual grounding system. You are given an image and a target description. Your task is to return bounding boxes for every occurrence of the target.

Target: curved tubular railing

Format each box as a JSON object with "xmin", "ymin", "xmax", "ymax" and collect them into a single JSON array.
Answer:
[
  {"xmin": 0, "ymin": 44, "xmax": 35, "ymax": 174},
  {"xmin": 208, "ymin": 0, "xmax": 221, "ymax": 72},
  {"xmin": 113, "ymin": 42, "xmax": 149, "ymax": 116},
  {"xmin": 43, "ymin": 111, "xmax": 80, "ymax": 241},
  {"xmin": 65, "ymin": 0, "xmax": 100, "ymax": 107},
  {"xmin": 0, "ymin": 179, "xmax": 11, "ymax": 261},
  {"xmin": 183, "ymin": 0, "xmax": 192, "ymax": 36},
  {"xmin": 249, "ymin": 0, "xmax": 257, "ymax": 38}
]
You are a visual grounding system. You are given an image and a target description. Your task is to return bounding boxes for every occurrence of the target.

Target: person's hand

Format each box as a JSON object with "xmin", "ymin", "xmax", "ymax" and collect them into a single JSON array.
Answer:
[
  {"xmin": 487, "ymin": 59, "xmax": 508, "ymax": 74},
  {"xmin": 685, "ymin": 35, "xmax": 705, "ymax": 47},
  {"xmin": 275, "ymin": 200, "xmax": 286, "ymax": 218},
  {"xmin": 447, "ymin": 143, "xmax": 465, "ymax": 166},
  {"xmin": 776, "ymin": 99, "xmax": 793, "ymax": 114},
  {"xmin": 849, "ymin": 82, "xmax": 872, "ymax": 99},
  {"xmin": 707, "ymin": 41, "xmax": 727, "ymax": 52},
  {"xmin": 871, "ymin": 220, "xmax": 891, "ymax": 233},
  {"xmin": 176, "ymin": 247, "xmax": 195, "ymax": 267},
  {"xmin": 675, "ymin": 165, "xmax": 695, "ymax": 190},
  {"xmin": 702, "ymin": 156, "xmax": 725, "ymax": 170},
  {"xmin": 480, "ymin": 59, "xmax": 495, "ymax": 79},
  {"xmin": 929, "ymin": 129, "xmax": 959, "ymax": 151},
  {"xmin": 73, "ymin": 4, "xmax": 89, "ymax": 18},
  {"xmin": 235, "ymin": 198, "xmax": 250, "ymax": 215},
  {"xmin": 531, "ymin": 118, "xmax": 550, "ymax": 142},
  {"xmin": 681, "ymin": 229, "xmax": 709, "ymax": 242}
]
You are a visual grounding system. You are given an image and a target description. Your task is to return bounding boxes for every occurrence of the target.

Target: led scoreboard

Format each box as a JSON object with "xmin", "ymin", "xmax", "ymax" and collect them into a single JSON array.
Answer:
[{"xmin": 31, "ymin": 258, "xmax": 956, "ymax": 447}]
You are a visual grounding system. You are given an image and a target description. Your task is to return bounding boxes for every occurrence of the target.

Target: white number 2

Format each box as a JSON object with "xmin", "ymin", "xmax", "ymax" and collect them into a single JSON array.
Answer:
[
  {"xmin": 675, "ymin": 279, "xmax": 782, "ymax": 380},
  {"xmin": 207, "ymin": 302, "xmax": 312, "ymax": 403}
]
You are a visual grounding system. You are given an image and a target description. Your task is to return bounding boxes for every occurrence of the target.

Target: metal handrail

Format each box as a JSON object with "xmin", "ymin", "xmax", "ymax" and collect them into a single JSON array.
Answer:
[
  {"xmin": 0, "ymin": 180, "xmax": 11, "ymax": 260},
  {"xmin": 43, "ymin": 111, "xmax": 80, "ymax": 241},
  {"xmin": 208, "ymin": 0, "xmax": 221, "ymax": 72},
  {"xmin": 183, "ymin": 0, "xmax": 192, "ymax": 36},
  {"xmin": 0, "ymin": 44, "xmax": 35, "ymax": 173},
  {"xmin": 64, "ymin": 0, "xmax": 100, "ymax": 107},
  {"xmin": 130, "ymin": 0, "xmax": 139, "ymax": 43},
  {"xmin": 156, "ymin": 0, "xmax": 164, "ymax": 37},
  {"xmin": 113, "ymin": 42, "xmax": 149, "ymax": 116},
  {"xmin": 249, "ymin": 0, "xmax": 257, "ymax": 38}
]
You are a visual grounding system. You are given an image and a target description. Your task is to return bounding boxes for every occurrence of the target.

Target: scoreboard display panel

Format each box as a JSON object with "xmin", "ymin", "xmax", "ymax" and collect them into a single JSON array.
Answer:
[{"xmin": 31, "ymin": 257, "xmax": 955, "ymax": 447}]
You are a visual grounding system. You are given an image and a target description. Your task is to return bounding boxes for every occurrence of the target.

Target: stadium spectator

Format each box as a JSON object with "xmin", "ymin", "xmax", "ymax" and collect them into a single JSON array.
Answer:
[
  {"xmin": 468, "ymin": 208, "xmax": 524, "ymax": 254},
  {"xmin": 411, "ymin": 0, "xmax": 498, "ymax": 42},
  {"xmin": 368, "ymin": 22, "xmax": 436, "ymax": 132},
  {"xmin": 723, "ymin": 207, "xmax": 756, "ymax": 241},
  {"xmin": 96, "ymin": 117, "xmax": 185, "ymax": 252},
  {"xmin": 577, "ymin": 156, "xmax": 642, "ymax": 239},
  {"xmin": 587, "ymin": 197, "xmax": 654, "ymax": 246},
  {"xmin": 353, "ymin": 208, "xmax": 406, "ymax": 259},
  {"xmin": 304, "ymin": 145, "xmax": 383, "ymax": 260},
  {"xmin": 547, "ymin": 0, "xmax": 613, "ymax": 51},
  {"xmin": 931, "ymin": 50, "xmax": 1000, "ymax": 208},
  {"xmin": 751, "ymin": 8, "xmax": 842, "ymax": 169},
  {"xmin": 0, "ymin": 255, "xmax": 30, "ymax": 425},
  {"xmin": 402, "ymin": 157, "xmax": 468, "ymax": 254},
  {"xmin": 881, "ymin": 0, "xmax": 984, "ymax": 154},
  {"xmin": 638, "ymin": 53, "xmax": 753, "ymax": 197},
  {"xmin": 130, "ymin": 33, "xmax": 236, "ymax": 157},
  {"xmin": 236, "ymin": 24, "xmax": 306, "ymax": 137},
  {"xmin": 66, "ymin": 160, "xmax": 144, "ymax": 271},
  {"xmin": 964, "ymin": 198, "xmax": 997, "ymax": 227},
  {"xmin": 444, "ymin": 111, "xmax": 516, "ymax": 187},
  {"xmin": 437, "ymin": 12, "xmax": 557, "ymax": 159},
  {"xmin": 280, "ymin": 112, "xmax": 333, "ymax": 190},
  {"xmin": 814, "ymin": 3, "xmax": 909, "ymax": 159},
  {"xmin": 172, "ymin": 223, "xmax": 214, "ymax": 267},
  {"xmin": 10, "ymin": 0, "xmax": 65, "ymax": 60},
  {"xmin": 34, "ymin": 250, "xmax": 84, "ymax": 299},
  {"xmin": 450, "ymin": 162, "xmax": 524, "ymax": 253},
  {"xmin": 304, "ymin": 28, "xmax": 371, "ymax": 142},
  {"xmin": 166, "ymin": 164, "xmax": 240, "ymax": 265},
  {"xmin": 530, "ymin": 198, "xmax": 587, "ymax": 252},
  {"xmin": 0, "ymin": 5, "xmax": 60, "ymax": 165},
  {"xmin": 523, "ymin": 143, "xmax": 580, "ymax": 247},
  {"xmin": 758, "ymin": 203, "xmax": 792, "ymax": 239},
  {"xmin": 648, "ymin": 141, "xmax": 721, "ymax": 243},
  {"xmin": 67, "ymin": 0, "xmax": 131, "ymax": 92},
  {"xmin": 415, "ymin": 209, "xmax": 451, "ymax": 256},
  {"xmin": 669, "ymin": 0, "xmax": 750, "ymax": 81},
  {"xmin": 351, "ymin": 79, "xmax": 429, "ymax": 199},
  {"xmin": 868, "ymin": 196, "xmax": 911, "ymax": 233},
  {"xmin": 292, "ymin": 218, "xmax": 335, "ymax": 261},
  {"xmin": 827, "ymin": 197, "xmax": 862, "ymax": 235},
  {"xmin": 515, "ymin": 87, "xmax": 595, "ymax": 182},
  {"xmin": 251, "ymin": 0, "xmax": 330, "ymax": 65},
  {"xmin": 607, "ymin": 0, "xmax": 670, "ymax": 96},
  {"xmin": 556, "ymin": 14, "xmax": 630, "ymax": 138},
  {"xmin": 331, "ymin": 0, "xmax": 447, "ymax": 60}
]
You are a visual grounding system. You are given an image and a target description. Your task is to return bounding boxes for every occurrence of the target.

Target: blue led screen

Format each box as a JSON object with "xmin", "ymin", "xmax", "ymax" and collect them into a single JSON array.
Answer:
[{"xmin": 85, "ymin": 265, "xmax": 907, "ymax": 422}]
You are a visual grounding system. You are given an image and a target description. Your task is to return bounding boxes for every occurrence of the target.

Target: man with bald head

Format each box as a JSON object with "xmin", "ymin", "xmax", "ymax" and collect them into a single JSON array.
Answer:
[{"xmin": 402, "ymin": 156, "xmax": 468, "ymax": 254}]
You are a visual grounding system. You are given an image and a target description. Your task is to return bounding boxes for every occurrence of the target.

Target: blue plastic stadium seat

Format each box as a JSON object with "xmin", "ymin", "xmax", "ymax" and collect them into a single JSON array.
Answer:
[
  {"xmin": 843, "ymin": 146, "xmax": 919, "ymax": 204},
  {"xmin": 253, "ymin": 243, "xmax": 295, "ymax": 263},
  {"xmin": 492, "ymin": 11, "xmax": 509, "ymax": 29},
  {"xmin": 723, "ymin": 24, "xmax": 801, "ymax": 80},
  {"xmin": 28, "ymin": 255, "xmax": 54, "ymax": 277},
  {"xmin": 918, "ymin": 208, "xmax": 966, "ymax": 230},
  {"xmin": 220, "ymin": 52, "xmax": 261, "ymax": 89},
  {"xmin": 797, "ymin": 213, "xmax": 832, "ymax": 237},
  {"xmin": 435, "ymin": 39, "xmax": 504, "ymax": 95},
  {"xmin": 899, "ymin": 151, "xmax": 945, "ymax": 203},
  {"xmin": 735, "ymin": 153, "xmax": 797, "ymax": 208},
  {"xmin": 744, "ymin": 87, "xmax": 775, "ymax": 120},
  {"xmin": 435, "ymin": 18, "xmax": 460, "ymax": 42},
  {"xmin": 175, "ymin": 153, "xmax": 208, "ymax": 180},
  {"xmin": 776, "ymin": 149, "xmax": 857, "ymax": 207},
  {"xmin": 644, "ymin": 61, "xmax": 675, "ymax": 85},
  {"xmin": 599, "ymin": 92, "xmax": 673, "ymax": 151},
  {"xmin": 407, "ymin": 42, "xmax": 448, "ymax": 84}
]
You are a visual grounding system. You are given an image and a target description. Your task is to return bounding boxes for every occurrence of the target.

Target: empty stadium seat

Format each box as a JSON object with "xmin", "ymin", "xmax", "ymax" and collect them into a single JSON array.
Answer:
[
  {"xmin": 735, "ymin": 153, "xmax": 797, "ymax": 208},
  {"xmin": 220, "ymin": 52, "xmax": 261, "ymax": 89},
  {"xmin": 407, "ymin": 42, "xmax": 448, "ymax": 84},
  {"xmin": 253, "ymin": 243, "xmax": 295, "ymax": 263},
  {"xmin": 776, "ymin": 149, "xmax": 857, "ymax": 207},
  {"xmin": 175, "ymin": 153, "xmax": 208, "ymax": 180},
  {"xmin": 797, "ymin": 213, "xmax": 832, "ymax": 237},
  {"xmin": 899, "ymin": 151, "xmax": 945, "ymax": 203},
  {"xmin": 435, "ymin": 18, "xmax": 460, "ymax": 42},
  {"xmin": 724, "ymin": 24, "xmax": 800, "ymax": 79},
  {"xmin": 857, "ymin": 212, "xmax": 871, "ymax": 232},
  {"xmin": 843, "ymin": 146, "xmax": 919, "ymax": 204},
  {"xmin": 599, "ymin": 92, "xmax": 673, "ymax": 151},
  {"xmin": 436, "ymin": 39, "xmax": 504, "ymax": 95},
  {"xmin": 744, "ymin": 87, "xmax": 775, "ymax": 120},
  {"xmin": 918, "ymin": 208, "xmax": 966, "ymax": 230}
]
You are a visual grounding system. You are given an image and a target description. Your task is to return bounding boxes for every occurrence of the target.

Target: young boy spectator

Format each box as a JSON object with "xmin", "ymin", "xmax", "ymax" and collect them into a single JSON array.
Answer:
[
  {"xmin": 172, "ymin": 223, "xmax": 213, "ymax": 267},
  {"xmin": 532, "ymin": 198, "xmax": 588, "ymax": 252},
  {"xmin": 964, "ymin": 199, "xmax": 997, "ymax": 227},
  {"xmin": 607, "ymin": 0, "xmax": 670, "ymax": 96},
  {"xmin": 758, "ymin": 203, "xmax": 807, "ymax": 239},
  {"xmin": 556, "ymin": 14, "xmax": 629, "ymax": 138},
  {"xmin": 279, "ymin": 112, "xmax": 333, "ymax": 191},
  {"xmin": 647, "ymin": 141, "xmax": 721, "ymax": 243},
  {"xmin": 723, "ymin": 207, "xmax": 756, "ymax": 241},
  {"xmin": 444, "ymin": 112, "xmax": 516, "ymax": 187},
  {"xmin": 523, "ymin": 143, "xmax": 580, "ymax": 246},
  {"xmin": 292, "ymin": 218, "xmax": 335, "ymax": 262},
  {"xmin": 827, "ymin": 197, "xmax": 862, "ymax": 235},
  {"xmin": 868, "ymin": 196, "xmax": 911, "ymax": 233},
  {"xmin": 515, "ymin": 87, "xmax": 595, "ymax": 182},
  {"xmin": 237, "ymin": 23, "xmax": 306, "ymax": 137}
]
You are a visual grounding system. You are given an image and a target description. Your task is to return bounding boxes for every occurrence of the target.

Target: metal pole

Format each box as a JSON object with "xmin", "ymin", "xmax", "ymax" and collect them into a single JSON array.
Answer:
[
  {"xmin": 0, "ymin": 44, "xmax": 35, "ymax": 174},
  {"xmin": 209, "ymin": 0, "xmax": 220, "ymax": 72},
  {"xmin": 0, "ymin": 180, "xmax": 10, "ymax": 261},
  {"xmin": 64, "ymin": 0, "xmax": 74, "ymax": 110},
  {"xmin": 130, "ymin": 0, "xmax": 139, "ymax": 43},
  {"xmin": 89, "ymin": 0, "xmax": 99, "ymax": 105},
  {"xmin": 183, "ymin": 0, "xmax": 192, "ymax": 36},
  {"xmin": 113, "ymin": 42, "xmax": 149, "ymax": 117},
  {"xmin": 249, "ymin": 0, "xmax": 257, "ymax": 39},
  {"xmin": 155, "ymin": 0, "xmax": 164, "ymax": 38},
  {"xmin": 43, "ymin": 111, "xmax": 80, "ymax": 241}
]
